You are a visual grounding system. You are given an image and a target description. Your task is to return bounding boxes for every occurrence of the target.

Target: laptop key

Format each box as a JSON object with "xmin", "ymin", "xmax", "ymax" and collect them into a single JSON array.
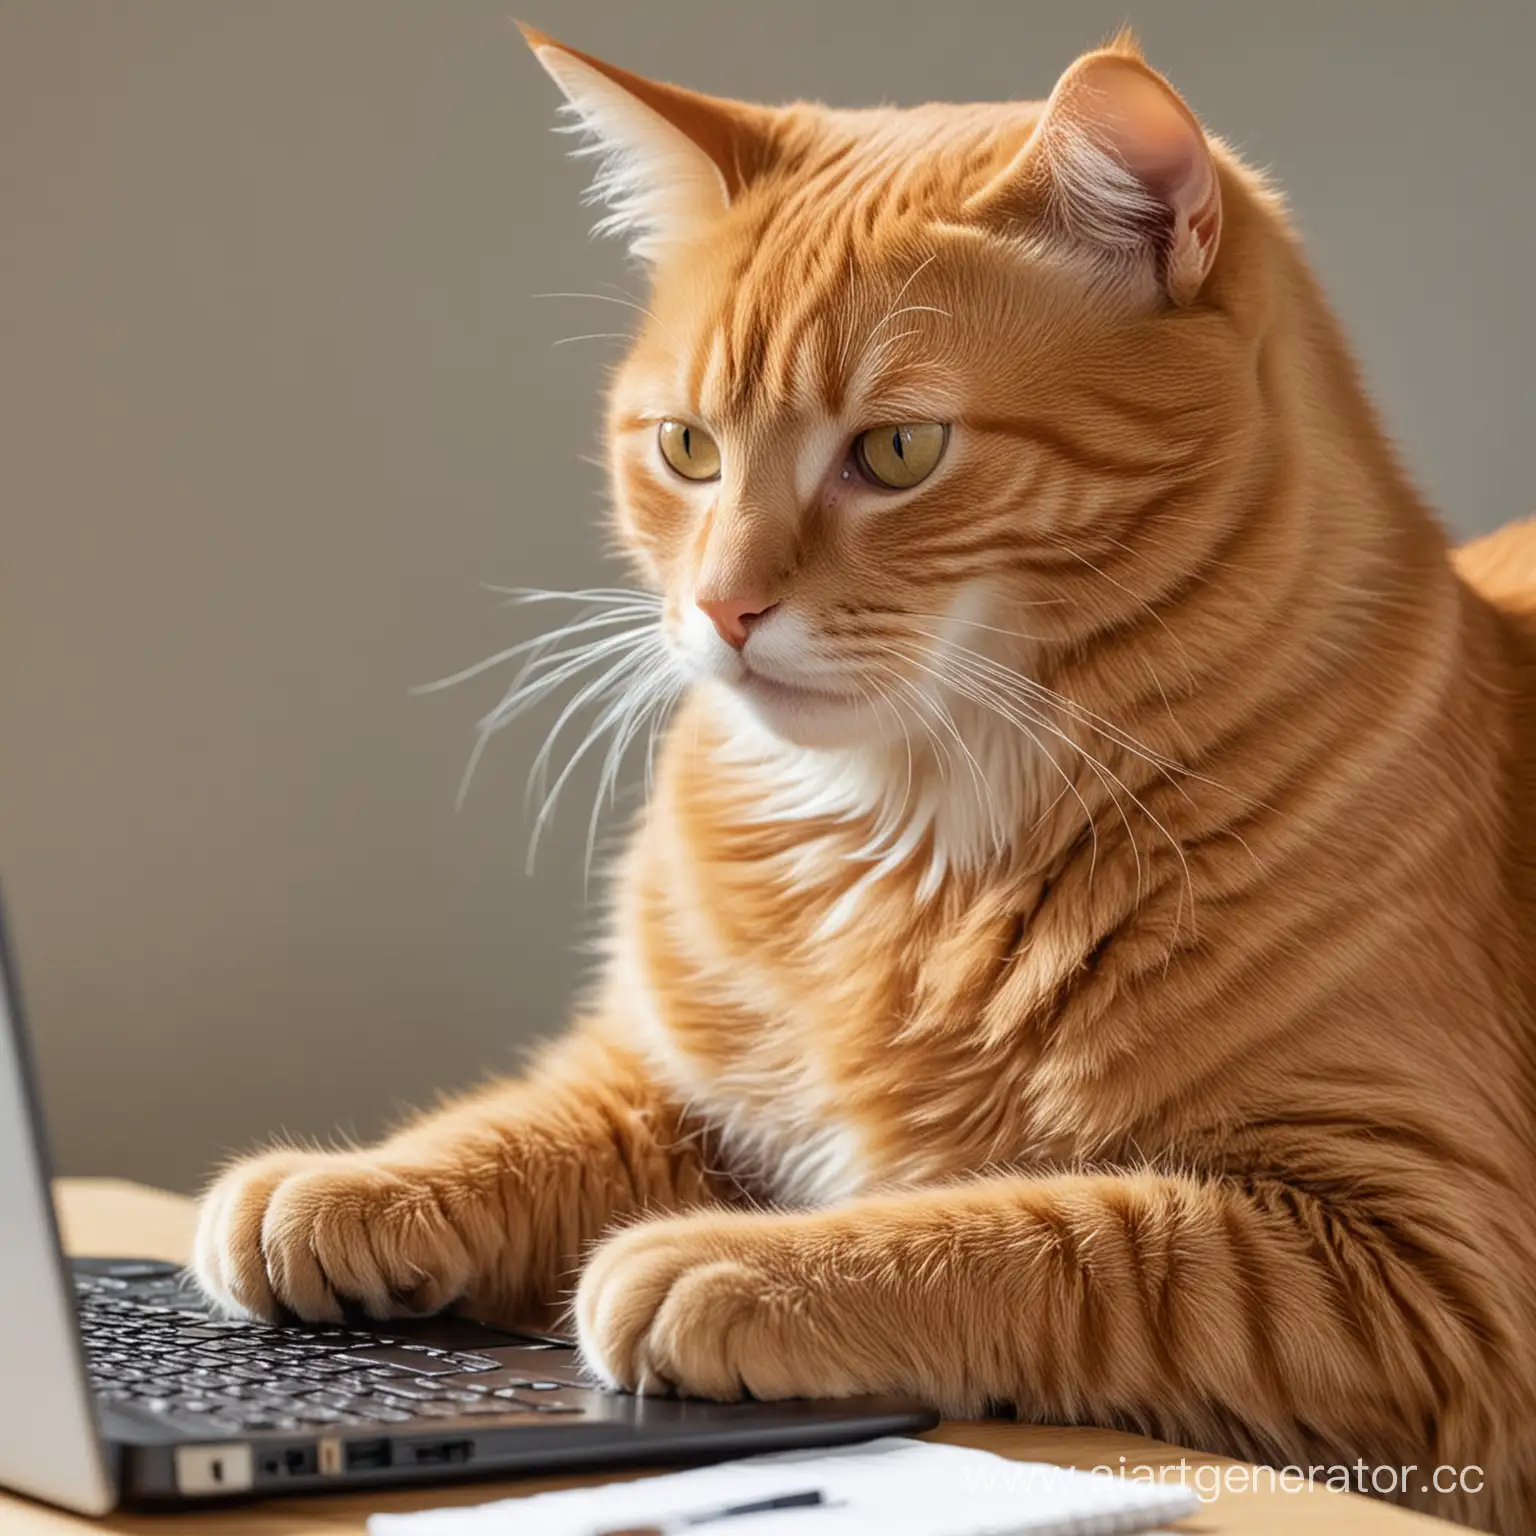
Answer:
[
  {"xmin": 493, "ymin": 1386, "xmax": 597, "ymax": 1412},
  {"xmin": 373, "ymin": 1380, "xmax": 447, "ymax": 1402},
  {"xmin": 335, "ymin": 1347, "xmax": 459, "ymax": 1375},
  {"xmin": 223, "ymin": 1365, "xmax": 276, "ymax": 1384},
  {"xmin": 455, "ymin": 1349, "xmax": 589, "ymax": 1381},
  {"xmin": 458, "ymin": 1398, "xmax": 541, "ymax": 1416},
  {"xmin": 440, "ymin": 1367, "xmax": 579, "ymax": 1392}
]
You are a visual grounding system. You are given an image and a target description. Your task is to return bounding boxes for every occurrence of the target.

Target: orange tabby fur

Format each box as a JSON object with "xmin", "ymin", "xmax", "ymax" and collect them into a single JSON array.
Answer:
[{"xmin": 194, "ymin": 31, "xmax": 1536, "ymax": 1530}]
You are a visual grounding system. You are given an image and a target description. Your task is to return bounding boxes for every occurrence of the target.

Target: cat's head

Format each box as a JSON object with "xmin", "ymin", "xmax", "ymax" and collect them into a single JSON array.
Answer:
[{"xmin": 524, "ymin": 27, "xmax": 1261, "ymax": 755}]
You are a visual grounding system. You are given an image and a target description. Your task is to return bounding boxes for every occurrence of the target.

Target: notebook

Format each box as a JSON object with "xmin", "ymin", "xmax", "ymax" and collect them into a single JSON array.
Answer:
[{"xmin": 367, "ymin": 1436, "xmax": 1199, "ymax": 1536}]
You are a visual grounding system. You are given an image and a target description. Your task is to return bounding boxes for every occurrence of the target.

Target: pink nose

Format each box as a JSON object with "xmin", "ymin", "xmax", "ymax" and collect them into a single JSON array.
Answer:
[{"xmin": 697, "ymin": 595, "xmax": 776, "ymax": 650}]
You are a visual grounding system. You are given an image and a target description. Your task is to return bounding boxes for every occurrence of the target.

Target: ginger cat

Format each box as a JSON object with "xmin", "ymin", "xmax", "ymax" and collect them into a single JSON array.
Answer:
[{"xmin": 194, "ymin": 29, "xmax": 1536, "ymax": 1531}]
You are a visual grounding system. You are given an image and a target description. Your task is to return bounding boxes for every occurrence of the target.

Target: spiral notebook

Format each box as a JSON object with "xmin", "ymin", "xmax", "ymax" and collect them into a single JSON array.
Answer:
[{"xmin": 367, "ymin": 1436, "xmax": 1198, "ymax": 1536}]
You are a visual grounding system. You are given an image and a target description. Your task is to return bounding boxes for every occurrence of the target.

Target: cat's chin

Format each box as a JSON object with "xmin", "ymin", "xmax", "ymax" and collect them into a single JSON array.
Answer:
[{"xmin": 730, "ymin": 670, "xmax": 873, "ymax": 749}]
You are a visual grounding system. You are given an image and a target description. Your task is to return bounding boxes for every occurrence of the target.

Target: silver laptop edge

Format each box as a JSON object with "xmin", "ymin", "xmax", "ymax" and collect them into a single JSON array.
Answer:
[{"xmin": 0, "ymin": 897, "xmax": 117, "ymax": 1514}]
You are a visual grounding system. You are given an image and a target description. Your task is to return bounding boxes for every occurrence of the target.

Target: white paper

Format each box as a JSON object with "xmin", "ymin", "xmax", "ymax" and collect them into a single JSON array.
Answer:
[{"xmin": 367, "ymin": 1436, "xmax": 1198, "ymax": 1536}]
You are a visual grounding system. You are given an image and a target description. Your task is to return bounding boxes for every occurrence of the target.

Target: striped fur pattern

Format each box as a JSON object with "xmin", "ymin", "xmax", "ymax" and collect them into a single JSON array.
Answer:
[{"xmin": 193, "ymin": 32, "xmax": 1536, "ymax": 1530}]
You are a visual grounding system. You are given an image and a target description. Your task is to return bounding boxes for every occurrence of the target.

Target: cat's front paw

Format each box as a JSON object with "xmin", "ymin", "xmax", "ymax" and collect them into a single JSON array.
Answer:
[
  {"xmin": 575, "ymin": 1211, "xmax": 873, "ymax": 1401},
  {"xmin": 192, "ymin": 1149, "xmax": 476, "ymax": 1323}
]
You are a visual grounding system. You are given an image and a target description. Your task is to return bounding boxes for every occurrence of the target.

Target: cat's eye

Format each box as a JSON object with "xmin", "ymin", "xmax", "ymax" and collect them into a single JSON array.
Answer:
[
  {"xmin": 854, "ymin": 422, "xmax": 948, "ymax": 490},
  {"xmin": 657, "ymin": 419, "xmax": 721, "ymax": 482}
]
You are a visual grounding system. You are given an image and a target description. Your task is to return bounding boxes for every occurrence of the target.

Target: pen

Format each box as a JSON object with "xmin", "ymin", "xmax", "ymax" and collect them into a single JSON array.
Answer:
[{"xmin": 596, "ymin": 1488, "xmax": 828, "ymax": 1535}]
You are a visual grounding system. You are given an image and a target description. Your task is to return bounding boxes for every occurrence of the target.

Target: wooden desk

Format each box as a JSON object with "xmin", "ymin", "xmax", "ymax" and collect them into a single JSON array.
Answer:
[{"xmin": 1, "ymin": 1180, "xmax": 1450, "ymax": 1535}]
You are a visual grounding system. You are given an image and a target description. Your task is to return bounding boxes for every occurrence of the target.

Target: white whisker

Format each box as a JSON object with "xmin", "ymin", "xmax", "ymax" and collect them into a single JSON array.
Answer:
[
  {"xmin": 907, "ymin": 640, "xmax": 1197, "ymax": 931},
  {"xmin": 874, "ymin": 646, "xmax": 1001, "ymax": 853},
  {"xmin": 455, "ymin": 626, "xmax": 655, "ymax": 807},
  {"xmin": 426, "ymin": 589, "xmax": 677, "ymax": 867},
  {"xmin": 482, "ymin": 625, "xmax": 662, "ymax": 736},
  {"xmin": 583, "ymin": 660, "xmax": 682, "ymax": 889},
  {"xmin": 483, "ymin": 586, "xmax": 664, "ymax": 609},
  {"xmin": 912, "ymin": 630, "xmax": 1199, "ymax": 792},
  {"xmin": 1042, "ymin": 535, "xmax": 1194, "ymax": 703},
  {"xmin": 853, "ymin": 253, "xmax": 937, "ymax": 375},
  {"xmin": 415, "ymin": 608, "xmax": 658, "ymax": 694},
  {"xmin": 895, "ymin": 644, "xmax": 1104, "ymax": 886},
  {"xmin": 525, "ymin": 635, "xmax": 664, "ymax": 806},
  {"xmin": 531, "ymin": 291, "xmax": 684, "ymax": 349},
  {"xmin": 527, "ymin": 635, "xmax": 672, "ymax": 872}
]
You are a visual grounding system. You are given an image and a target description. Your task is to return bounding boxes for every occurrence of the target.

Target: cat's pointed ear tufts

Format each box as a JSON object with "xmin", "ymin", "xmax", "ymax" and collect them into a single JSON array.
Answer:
[
  {"xmin": 1100, "ymin": 25, "xmax": 1146, "ymax": 62},
  {"xmin": 518, "ymin": 24, "xmax": 776, "ymax": 262},
  {"xmin": 971, "ymin": 48, "xmax": 1222, "ymax": 306}
]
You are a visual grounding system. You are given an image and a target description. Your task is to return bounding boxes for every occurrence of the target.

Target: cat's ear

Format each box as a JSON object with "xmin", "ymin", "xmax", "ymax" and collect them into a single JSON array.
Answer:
[
  {"xmin": 520, "ymin": 25, "xmax": 776, "ymax": 262},
  {"xmin": 970, "ymin": 41, "xmax": 1222, "ymax": 305}
]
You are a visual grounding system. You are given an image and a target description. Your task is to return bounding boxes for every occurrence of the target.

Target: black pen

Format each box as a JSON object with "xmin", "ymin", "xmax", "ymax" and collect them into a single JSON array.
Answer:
[{"xmin": 596, "ymin": 1488, "xmax": 828, "ymax": 1536}]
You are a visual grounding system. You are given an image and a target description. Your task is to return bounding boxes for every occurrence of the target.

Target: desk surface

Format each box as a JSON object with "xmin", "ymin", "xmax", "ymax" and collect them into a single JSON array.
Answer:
[{"xmin": 0, "ymin": 1179, "xmax": 1450, "ymax": 1535}]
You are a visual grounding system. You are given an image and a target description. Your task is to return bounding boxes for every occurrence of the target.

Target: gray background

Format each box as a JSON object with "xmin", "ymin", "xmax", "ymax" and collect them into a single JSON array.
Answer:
[{"xmin": 2, "ymin": 1, "xmax": 1531, "ymax": 1192}]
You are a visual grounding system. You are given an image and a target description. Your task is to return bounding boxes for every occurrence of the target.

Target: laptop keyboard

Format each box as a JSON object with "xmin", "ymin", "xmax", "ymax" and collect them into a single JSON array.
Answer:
[{"xmin": 75, "ymin": 1268, "xmax": 595, "ymax": 1436}]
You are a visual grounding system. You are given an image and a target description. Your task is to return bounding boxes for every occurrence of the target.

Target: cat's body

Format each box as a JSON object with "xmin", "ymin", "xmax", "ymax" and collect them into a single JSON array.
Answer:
[{"xmin": 194, "ymin": 32, "xmax": 1536, "ymax": 1530}]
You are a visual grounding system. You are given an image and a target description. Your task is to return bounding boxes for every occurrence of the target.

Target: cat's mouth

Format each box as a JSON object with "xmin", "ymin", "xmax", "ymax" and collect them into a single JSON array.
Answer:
[
  {"xmin": 739, "ymin": 667, "xmax": 853, "ymax": 710},
  {"xmin": 732, "ymin": 665, "xmax": 866, "ymax": 743},
  {"xmin": 686, "ymin": 633, "xmax": 871, "ymax": 746}
]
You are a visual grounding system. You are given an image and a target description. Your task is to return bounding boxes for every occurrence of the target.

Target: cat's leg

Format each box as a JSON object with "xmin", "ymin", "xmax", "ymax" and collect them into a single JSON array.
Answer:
[
  {"xmin": 192, "ymin": 1023, "xmax": 717, "ymax": 1324},
  {"xmin": 576, "ymin": 1172, "xmax": 1494, "ymax": 1483}
]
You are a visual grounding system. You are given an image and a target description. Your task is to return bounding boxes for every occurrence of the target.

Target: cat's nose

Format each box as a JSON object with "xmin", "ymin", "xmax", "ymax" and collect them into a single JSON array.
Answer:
[{"xmin": 696, "ymin": 595, "xmax": 778, "ymax": 650}]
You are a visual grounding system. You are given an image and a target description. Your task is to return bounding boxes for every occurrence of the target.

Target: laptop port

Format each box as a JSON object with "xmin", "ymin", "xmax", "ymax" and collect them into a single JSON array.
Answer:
[
  {"xmin": 175, "ymin": 1444, "xmax": 254, "ymax": 1495},
  {"xmin": 346, "ymin": 1438, "xmax": 392, "ymax": 1472},
  {"xmin": 258, "ymin": 1444, "xmax": 318, "ymax": 1478},
  {"xmin": 413, "ymin": 1439, "xmax": 473, "ymax": 1466},
  {"xmin": 284, "ymin": 1445, "xmax": 318, "ymax": 1476}
]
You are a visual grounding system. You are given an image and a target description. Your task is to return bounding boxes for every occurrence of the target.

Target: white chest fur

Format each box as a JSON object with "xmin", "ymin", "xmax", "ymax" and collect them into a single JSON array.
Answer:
[
  {"xmin": 628, "ymin": 982, "xmax": 867, "ymax": 1209},
  {"xmin": 702, "ymin": 1086, "xmax": 867, "ymax": 1208}
]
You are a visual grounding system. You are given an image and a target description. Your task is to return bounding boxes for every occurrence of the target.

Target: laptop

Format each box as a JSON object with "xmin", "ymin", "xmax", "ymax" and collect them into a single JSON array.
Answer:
[{"xmin": 0, "ymin": 900, "xmax": 937, "ymax": 1513}]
